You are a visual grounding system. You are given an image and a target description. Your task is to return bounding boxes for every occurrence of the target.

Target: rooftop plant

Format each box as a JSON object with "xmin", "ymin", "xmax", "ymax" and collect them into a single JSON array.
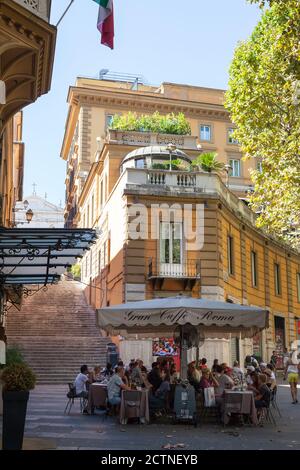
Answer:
[
  {"xmin": 110, "ymin": 111, "xmax": 191, "ymax": 136},
  {"xmin": 192, "ymin": 152, "xmax": 225, "ymax": 173},
  {"xmin": 151, "ymin": 159, "xmax": 186, "ymax": 171}
]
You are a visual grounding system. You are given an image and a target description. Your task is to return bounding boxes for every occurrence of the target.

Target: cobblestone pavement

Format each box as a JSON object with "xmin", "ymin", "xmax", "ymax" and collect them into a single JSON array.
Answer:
[{"xmin": 1, "ymin": 383, "xmax": 300, "ymax": 450}]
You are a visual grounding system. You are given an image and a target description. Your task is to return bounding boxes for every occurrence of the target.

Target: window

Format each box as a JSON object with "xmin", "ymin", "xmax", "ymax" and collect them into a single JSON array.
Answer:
[
  {"xmin": 251, "ymin": 251, "xmax": 258, "ymax": 287},
  {"xmin": 91, "ymin": 195, "xmax": 94, "ymax": 226},
  {"xmin": 87, "ymin": 205, "xmax": 90, "ymax": 227},
  {"xmin": 297, "ymin": 273, "xmax": 300, "ymax": 303},
  {"xmin": 228, "ymin": 128, "xmax": 239, "ymax": 145},
  {"xmin": 90, "ymin": 250, "xmax": 93, "ymax": 277},
  {"xmin": 274, "ymin": 263, "xmax": 281, "ymax": 296},
  {"xmin": 135, "ymin": 158, "xmax": 145, "ymax": 169},
  {"xmin": 100, "ymin": 180, "xmax": 103, "ymax": 208},
  {"xmin": 106, "ymin": 114, "xmax": 114, "ymax": 129},
  {"xmin": 160, "ymin": 222, "xmax": 182, "ymax": 265},
  {"xmin": 98, "ymin": 250, "xmax": 102, "ymax": 274},
  {"xmin": 85, "ymin": 256, "xmax": 88, "ymax": 278},
  {"xmin": 200, "ymin": 125, "xmax": 212, "ymax": 142},
  {"xmin": 104, "ymin": 174, "xmax": 108, "ymax": 202},
  {"xmin": 257, "ymin": 161, "xmax": 263, "ymax": 173},
  {"xmin": 229, "ymin": 159, "xmax": 241, "ymax": 177},
  {"xmin": 103, "ymin": 242, "xmax": 106, "ymax": 267},
  {"xmin": 227, "ymin": 235, "xmax": 234, "ymax": 275}
]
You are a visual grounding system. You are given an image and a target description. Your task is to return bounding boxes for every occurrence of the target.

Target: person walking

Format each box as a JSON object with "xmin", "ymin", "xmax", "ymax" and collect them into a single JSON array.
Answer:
[{"xmin": 284, "ymin": 351, "xmax": 299, "ymax": 404}]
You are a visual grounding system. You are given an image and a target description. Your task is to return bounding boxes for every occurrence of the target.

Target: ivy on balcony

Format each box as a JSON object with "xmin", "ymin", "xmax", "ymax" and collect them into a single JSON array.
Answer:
[{"xmin": 109, "ymin": 112, "xmax": 191, "ymax": 136}]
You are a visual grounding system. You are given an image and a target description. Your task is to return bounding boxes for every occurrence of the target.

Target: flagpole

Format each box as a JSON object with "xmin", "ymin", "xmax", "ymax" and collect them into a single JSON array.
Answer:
[{"xmin": 56, "ymin": 0, "xmax": 75, "ymax": 27}]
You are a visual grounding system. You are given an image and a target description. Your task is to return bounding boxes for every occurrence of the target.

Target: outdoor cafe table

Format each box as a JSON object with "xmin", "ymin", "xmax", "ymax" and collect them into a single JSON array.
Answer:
[
  {"xmin": 223, "ymin": 390, "xmax": 258, "ymax": 425},
  {"xmin": 120, "ymin": 389, "xmax": 150, "ymax": 425},
  {"xmin": 87, "ymin": 383, "xmax": 108, "ymax": 414}
]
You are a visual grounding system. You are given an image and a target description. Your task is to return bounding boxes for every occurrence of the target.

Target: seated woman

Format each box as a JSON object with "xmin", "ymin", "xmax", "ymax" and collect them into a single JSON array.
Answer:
[
  {"xmin": 187, "ymin": 362, "xmax": 201, "ymax": 391},
  {"xmin": 199, "ymin": 369, "xmax": 219, "ymax": 389},
  {"xmin": 255, "ymin": 374, "xmax": 271, "ymax": 415},
  {"xmin": 91, "ymin": 366, "xmax": 101, "ymax": 382},
  {"xmin": 247, "ymin": 371, "xmax": 260, "ymax": 395},
  {"xmin": 149, "ymin": 370, "xmax": 170, "ymax": 416}
]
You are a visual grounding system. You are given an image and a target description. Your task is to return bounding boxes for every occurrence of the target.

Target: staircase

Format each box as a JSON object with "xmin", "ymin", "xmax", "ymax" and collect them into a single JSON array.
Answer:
[{"xmin": 6, "ymin": 280, "xmax": 110, "ymax": 384}]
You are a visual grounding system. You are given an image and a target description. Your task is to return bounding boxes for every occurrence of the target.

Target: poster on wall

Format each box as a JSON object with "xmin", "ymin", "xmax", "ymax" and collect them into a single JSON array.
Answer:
[
  {"xmin": 152, "ymin": 338, "xmax": 179, "ymax": 357},
  {"xmin": 252, "ymin": 333, "xmax": 262, "ymax": 360},
  {"xmin": 275, "ymin": 328, "xmax": 284, "ymax": 369}
]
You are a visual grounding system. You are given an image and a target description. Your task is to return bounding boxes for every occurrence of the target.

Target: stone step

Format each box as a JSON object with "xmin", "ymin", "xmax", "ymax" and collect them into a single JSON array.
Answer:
[{"xmin": 6, "ymin": 280, "xmax": 111, "ymax": 384}]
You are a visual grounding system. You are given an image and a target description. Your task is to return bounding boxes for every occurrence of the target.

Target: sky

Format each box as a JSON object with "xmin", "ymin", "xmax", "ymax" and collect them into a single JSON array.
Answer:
[{"xmin": 22, "ymin": 0, "xmax": 261, "ymax": 205}]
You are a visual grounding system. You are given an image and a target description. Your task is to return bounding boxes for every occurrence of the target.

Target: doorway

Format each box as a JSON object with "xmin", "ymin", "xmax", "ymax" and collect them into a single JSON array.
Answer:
[{"xmin": 274, "ymin": 316, "xmax": 286, "ymax": 369}]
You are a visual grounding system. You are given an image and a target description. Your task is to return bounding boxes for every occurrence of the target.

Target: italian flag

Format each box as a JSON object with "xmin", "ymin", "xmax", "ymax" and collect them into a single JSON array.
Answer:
[{"xmin": 93, "ymin": 0, "xmax": 114, "ymax": 49}]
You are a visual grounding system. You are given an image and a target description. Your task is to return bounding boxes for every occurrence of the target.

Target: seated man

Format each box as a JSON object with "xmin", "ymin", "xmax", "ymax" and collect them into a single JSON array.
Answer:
[
  {"xmin": 107, "ymin": 366, "xmax": 130, "ymax": 407},
  {"xmin": 74, "ymin": 364, "xmax": 90, "ymax": 399},
  {"xmin": 147, "ymin": 362, "xmax": 162, "ymax": 392},
  {"xmin": 149, "ymin": 370, "xmax": 170, "ymax": 415}
]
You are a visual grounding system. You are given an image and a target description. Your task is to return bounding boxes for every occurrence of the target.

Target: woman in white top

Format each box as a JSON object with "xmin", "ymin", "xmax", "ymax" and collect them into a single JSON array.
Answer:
[{"xmin": 284, "ymin": 351, "xmax": 299, "ymax": 404}]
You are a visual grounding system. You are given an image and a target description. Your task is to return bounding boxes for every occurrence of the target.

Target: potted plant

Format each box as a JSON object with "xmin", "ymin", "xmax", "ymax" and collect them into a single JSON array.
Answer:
[
  {"xmin": 192, "ymin": 152, "xmax": 225, "ymax": 173},
  {"xmin": 0, "ymin": 347, "xmax": 24, "ymax": 417},
  {"xmin": 2, "ymin": 362, "xmax": 36, "ymax": 450}
]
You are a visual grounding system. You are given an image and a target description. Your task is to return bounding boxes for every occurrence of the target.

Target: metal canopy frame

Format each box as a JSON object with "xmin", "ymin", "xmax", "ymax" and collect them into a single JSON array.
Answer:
[{"xmin": 0, "ymin": 227, "xmax": 97, "ymax": 286}]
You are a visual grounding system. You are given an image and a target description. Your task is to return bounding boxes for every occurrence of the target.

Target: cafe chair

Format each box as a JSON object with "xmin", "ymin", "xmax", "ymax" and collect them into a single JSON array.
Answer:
[
  {"xmin": 123, "ymin": 390, "xmax": 142, "ymax": 422},
  {"xmin": 197, "ymin": 389, "xmax": 221, "ymax": 424},
  {"xmin": 64, "ymin": 383, "xmax": 87, "ymax": 415},
  {"xmin": 258, "ymin": 403, "xmax": 277, "ymax": 427},
  {"xmin": 270, "ymin": 387, "xmax": 281, "ymax": 417}
]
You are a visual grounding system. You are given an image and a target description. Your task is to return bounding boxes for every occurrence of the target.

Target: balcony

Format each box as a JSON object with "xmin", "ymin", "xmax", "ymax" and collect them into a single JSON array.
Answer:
[
  {"xmin": 13, "ymin": 0, "xmax": 51, "ymax": 22},
  {"xmin": 121, "ymin": 168, "xmax": 257, "ymax": 226},
  {"xmin": 108, "ymin": 129, "xmax": 198, "ymax": 151},
  {"xmin": 148, "ymin": 258, "xmax": 201, "ymax": 290},
  {"xmin": 0, "ymin": 0, "xmax": 56, "ymax": 126}
]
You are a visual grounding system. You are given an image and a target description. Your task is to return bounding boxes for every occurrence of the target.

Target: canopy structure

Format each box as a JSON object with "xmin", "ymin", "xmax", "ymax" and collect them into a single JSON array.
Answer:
[
  {"xmin": 98, "ymin": 297, "xmax": 269, "ymax": 379},
  {"xmin": 97, "ymin": 296, "xmax": 269, "ymax": 338},
  {"xmin": 0, "ymin": 227, "xmax": 97, "ymax": 286}
]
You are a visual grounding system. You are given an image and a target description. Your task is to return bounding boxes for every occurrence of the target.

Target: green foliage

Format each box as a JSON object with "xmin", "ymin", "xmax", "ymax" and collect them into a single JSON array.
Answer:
[
  {"xmin": 225, "ymin": 0, "xmax": 300, "ymax": 243},
  {"xmin": 1, "ymin": 363, "xmax": 36, "ymax": 392},
  {"xmin": 71, "ymin": 264, "xmax": 81, "ymax": 279},
  {"xmin": 192, "ymin": 152, "xmax": 225, "ymax": 173},
  {"xmin": 151, "ymin": 159, "xmax": 186, "ymax": 171},
  {"xmin": 110, "ymin": 112, "xmax": 191, "ymax": 135},
  {"xmin": 5, "ymin": 348, "xmax": 24, "ymax": 366}
]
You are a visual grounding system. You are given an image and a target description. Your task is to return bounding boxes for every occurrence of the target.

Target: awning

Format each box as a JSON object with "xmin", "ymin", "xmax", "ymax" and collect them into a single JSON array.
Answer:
[
  {"xmin": 97, "ymin": 296, "xmax": 269, "ymax": 339},
  {"xmin": 0, "ymin": 227, "xmax": 97, "ymax": 286}
]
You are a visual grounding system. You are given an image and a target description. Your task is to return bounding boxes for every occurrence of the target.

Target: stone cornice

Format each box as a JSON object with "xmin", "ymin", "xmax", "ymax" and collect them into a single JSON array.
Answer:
[
  {"xmin": 68, "ymin": 86, "xmax": 231, "ymax": 122},
  {"xmin": 0, "ymin": 0, "xmax": 56, "ymax": 125}
]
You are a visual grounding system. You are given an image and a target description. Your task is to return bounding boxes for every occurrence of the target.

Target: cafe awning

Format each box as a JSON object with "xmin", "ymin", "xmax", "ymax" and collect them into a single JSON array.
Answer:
[
  {"xmin": 97, "ymin": 296, "xmax": 269, "ymax": 339},
  {"xmin": 0, "ymin": 227, "xmax": 97, "ymax": 286}
]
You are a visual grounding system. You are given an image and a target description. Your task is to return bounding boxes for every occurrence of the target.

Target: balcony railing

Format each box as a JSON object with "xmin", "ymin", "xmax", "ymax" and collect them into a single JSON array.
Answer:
[
  {"xmin": 108, "ymin": 129, "xmax": 198, "ymax": 150},
  {"xmin": 148, "ymin": 170, "xmax": 196, "ymax": 187},
  {"xmin": 148, "ymin": 258, "xmax": 201, "ymax": 279},
  {"xmin": 13, "ymin": 0, "xmax": 51, "ymax": 22}
]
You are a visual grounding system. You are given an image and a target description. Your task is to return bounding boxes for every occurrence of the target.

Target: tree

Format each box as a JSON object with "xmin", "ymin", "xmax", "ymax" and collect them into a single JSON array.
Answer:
[
  {"xmin": 225, "ymin": 0, "xmax": 300, "ymax": 243},
  {"xmin": 192, "ymin": 152, "xmax": 224, "ymax": 173}
]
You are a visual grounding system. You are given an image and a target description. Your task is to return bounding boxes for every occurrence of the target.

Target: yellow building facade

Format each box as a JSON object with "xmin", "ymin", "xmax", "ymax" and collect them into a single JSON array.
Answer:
[
  {"xmin": 61, "ymin": 77, "xmax": 300, "ymax": 365},
  {"xmin": 0, "ymin": 0, "xmax": 56, "ymax": 343}
]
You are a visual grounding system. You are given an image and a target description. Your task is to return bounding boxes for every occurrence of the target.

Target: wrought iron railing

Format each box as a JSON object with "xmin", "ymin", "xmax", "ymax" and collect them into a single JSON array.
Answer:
[{"xmin": 148, "ymin": 258, "xmax": 201, "ymax": 279}]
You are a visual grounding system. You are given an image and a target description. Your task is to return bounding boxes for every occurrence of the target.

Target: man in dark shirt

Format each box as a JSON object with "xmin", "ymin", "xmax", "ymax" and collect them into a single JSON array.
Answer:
[{"xmin": 147, "ymin": 362, "xmax": 162, "ymax": 392}]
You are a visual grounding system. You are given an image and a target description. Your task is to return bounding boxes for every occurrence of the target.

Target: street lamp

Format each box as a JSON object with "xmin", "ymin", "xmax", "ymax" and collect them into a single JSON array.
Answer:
[
  {"xmin": 166, "ymin": 143, "xmax": 177, "ymax": 171},
  {"xmin": 25, "ymin": 209, "xmax": 34, "ymax": 224},
  {"xmin": 12, "ymin": 201, "xmax": 34, "ymax": 226}
]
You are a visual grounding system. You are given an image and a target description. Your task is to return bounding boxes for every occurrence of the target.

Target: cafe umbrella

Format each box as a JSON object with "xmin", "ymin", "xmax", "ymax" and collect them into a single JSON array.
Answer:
[{"xmin": 97, "ymin": 296, "xmax": 269, "ymax": 379}]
